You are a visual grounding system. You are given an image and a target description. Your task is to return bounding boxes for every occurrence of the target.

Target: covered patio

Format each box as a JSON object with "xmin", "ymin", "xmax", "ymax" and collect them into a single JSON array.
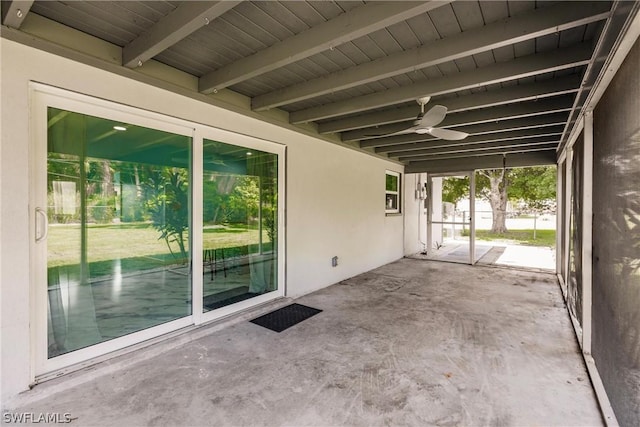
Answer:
[
  {"xmin": 10, "ymin": 259, "xmax": 600, "ymax": 426},
  {"xmin": 2, "ymin": 1, "xmax": 639, "ymax": 424}
]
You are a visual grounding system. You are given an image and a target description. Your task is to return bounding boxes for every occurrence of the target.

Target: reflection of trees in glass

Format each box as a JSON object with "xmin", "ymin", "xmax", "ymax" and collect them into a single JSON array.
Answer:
[
  {"xmin": 228, "ymin": 176, "xmax": 259, "ymax": 224},
  {"xmin": 48, "ymin": 154, "xmax": 81, "ymax": 223},
  {"xmin": 145, "ymin": 168, "xmax": 189, "ymax": 261},
  {"xmin": 263, "ymin": 194, "xmax": 277, "ymax": 246},
  {"xmin": 252, "ymin": 157, "xmax": 277, "ymax": 249},
  {"xmin": 203, "ymin": 175, "xmax": 258, "ymax": 225},
  {"xmin": 203, "ymin": 173, "xmax": 274, "ymax": 233}
]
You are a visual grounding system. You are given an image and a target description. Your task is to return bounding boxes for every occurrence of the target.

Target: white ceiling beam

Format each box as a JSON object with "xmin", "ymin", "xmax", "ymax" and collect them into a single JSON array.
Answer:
[
  {"xmin": 1, "ymin": 0, "xmax": 33, "ymax": 29},
  {"xmin": 290, "ymin": 43, "xmax": 592, "ymax": 124},
  {"xmin": 405, "ymin": 151, "xmax": 557, "ymax": 173},
  {"xmin": 375, "ymin": 114, "xmax": 569, "ymax": 153},
  {"xmin": 198, "ymin": 1, "xmax": 450, "ymax": 94},
  {"xmin": 252, "ymin": 1, "xmax": 609, "ymax": 111},
  {"xmin": 385, "ymin": 129, "xmax": 564, "ymax": 158},
  {"xmin": 319, "ymin": 75, "xmax": 581, "ymax": 134},
  {"xmin": 123, "ymin": 1, "xmax": 240, "ymax": 68},
  {"xmin": 347, "ymin": 96, "xmax": 574, "ymax": 143}
]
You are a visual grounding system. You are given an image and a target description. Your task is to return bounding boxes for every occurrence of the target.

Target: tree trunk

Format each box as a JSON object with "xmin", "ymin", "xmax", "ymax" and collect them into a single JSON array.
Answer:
[
  {"xmin": 486, "ymin": 169, "xmax": 509, "ymax": 233},
  {"xmin": 101, "ymin": 161, "xmax": 114, "ymax": 197}
]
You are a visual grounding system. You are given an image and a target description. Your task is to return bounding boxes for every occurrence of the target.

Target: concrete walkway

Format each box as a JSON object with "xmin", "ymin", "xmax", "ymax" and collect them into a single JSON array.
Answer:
[
  {"xmin": 419, "ymin": 240, "xmax": 556, "ymax": 271},
  {"xmin": 9, "ymin": 259, "xmax": 601, "ymax": 426}
]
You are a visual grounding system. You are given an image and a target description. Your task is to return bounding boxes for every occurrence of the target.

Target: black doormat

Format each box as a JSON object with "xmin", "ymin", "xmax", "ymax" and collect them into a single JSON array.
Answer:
[{"xmin": 250, "ymin": 303, "xmax": 322, "ymax": 332}]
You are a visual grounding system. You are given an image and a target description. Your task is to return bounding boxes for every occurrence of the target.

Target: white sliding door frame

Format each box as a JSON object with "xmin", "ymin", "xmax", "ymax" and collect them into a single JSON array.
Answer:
[
  {"xmin": 29, "ymin": 83, "xmax": 286, "ymax": 380},
  {"xmin": 30, "ymin": 84, "xmax": 196, "ymax": 377},
  {"xmin": 196, "ymin": 126, "xmax": 286, "ymax": 326}
]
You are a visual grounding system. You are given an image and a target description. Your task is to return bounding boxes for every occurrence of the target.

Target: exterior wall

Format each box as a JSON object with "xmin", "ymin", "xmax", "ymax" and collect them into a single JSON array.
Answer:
[
  {"xmin": 0, "ymin": 39, "xmax": 408, "ymax": 405},
  {"xmin": 592, "ymin": 36, "xmax": 640, "ymax": 427}
]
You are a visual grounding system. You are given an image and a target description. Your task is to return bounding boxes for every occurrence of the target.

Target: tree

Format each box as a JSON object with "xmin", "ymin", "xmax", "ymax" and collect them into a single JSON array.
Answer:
[
  {"xmin": 509, "ymin": 166, "xmax": 556, "ymax": 212},
  {"xmin": 441, "ymin": 165, "xmax": 557, "ymax": 234},
  {"xmin": 227, "ymin": 176, "xmax": 260, "ymax": 223},
  {"xmin": 439, "ymin": 172, "xmax": 508, "ymax": 233},
  {"xmin": 145, "ymin": 168, "xmax": 189, "ymax": 261},
  {"xmin": 477, "ymin": 169, "xmax": 509, "ymax": 233},
  {"xmin": 442, "ymin": 176, "xmax": 469, "ymax": 211}
]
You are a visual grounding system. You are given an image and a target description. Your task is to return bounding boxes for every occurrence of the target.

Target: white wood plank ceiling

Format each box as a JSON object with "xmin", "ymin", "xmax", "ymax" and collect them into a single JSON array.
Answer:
[{"xmin": 4, "ymin": 0, "xmax": 639, "ymax": 172}]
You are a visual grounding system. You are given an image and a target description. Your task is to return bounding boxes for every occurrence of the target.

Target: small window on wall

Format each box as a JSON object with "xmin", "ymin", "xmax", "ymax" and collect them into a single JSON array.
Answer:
[{"xmin": 385, "ymin": 170, "xmax": 401, "ymax": 214}]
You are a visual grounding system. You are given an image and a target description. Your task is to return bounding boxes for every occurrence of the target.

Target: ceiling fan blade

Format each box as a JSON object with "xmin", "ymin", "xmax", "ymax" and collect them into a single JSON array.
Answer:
[
  {"xmin": 428, "ymin": 127, "xmax": 469, "ymax": 141},
  {"xmin": 416, "ymin": 105, "xmax": 447, "ymax": 127}
]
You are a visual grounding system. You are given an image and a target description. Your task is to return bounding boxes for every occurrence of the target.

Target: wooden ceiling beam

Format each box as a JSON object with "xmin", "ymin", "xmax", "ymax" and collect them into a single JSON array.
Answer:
[
  {"xmin": 348, "ymin": 96, "xmax": 574, "ymax": 143},
  {"xmin": 123, "ymin": 1, "xmax": 240, "ymax": 68},
  {"xmin": 291, "ymin": 43, "xmax": 592, "ymax": 124},
  {"xmin": 1, "ymin": 0, "xmax": 33, "ymax": 29},
  {"xmin": 319, "ymin": 75, "xmax": 581, "ymax": 134},
  {"xmin": 396, "ymin": 138, "xmax": 560, "ymax": 160},
  {"xmin": 198, "ymin": 1, "xmax": 450, "ymax": 94},
  {"xmin": 375, "ymin": 113, "xmax": 569, "ymax": 153},
  {"xmin": 386, "ymin": 129, "xmax": 564, "ymax": 158},
  {"xmin": 405, "ymin": 152, "xmax": 557, "ymax": 173},
  {"xmin": 252, "ymin": 1, "xmax": 609, "ymax": 111}
]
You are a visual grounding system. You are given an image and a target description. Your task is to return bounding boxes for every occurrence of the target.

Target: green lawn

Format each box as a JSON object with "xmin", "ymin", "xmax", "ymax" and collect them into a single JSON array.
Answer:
[
  {"xmin": 471, "ymin": 229, "xmax": 556, "ymax": 247},
  {"xmin": 48, "ymin": 222, "xmax": 270, "ymax": 276}
]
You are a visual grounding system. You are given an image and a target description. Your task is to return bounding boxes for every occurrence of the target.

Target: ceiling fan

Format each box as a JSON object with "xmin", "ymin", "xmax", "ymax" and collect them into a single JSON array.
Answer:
[{"xmin": 382, "ymin": 96, "xmax": 469, "ymax": 140}]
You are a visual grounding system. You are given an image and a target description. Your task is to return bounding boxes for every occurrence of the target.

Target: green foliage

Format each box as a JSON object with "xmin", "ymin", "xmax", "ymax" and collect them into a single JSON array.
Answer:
[
  {"xmin": 87, "ymin": 194, "xmax": 115, "ymax": 223},
  {"xmin": 227, "ymin": 176, "xmax": 260, "ymax": 223},
  {"xmin": 263, "ymin": 200, "xmax": 277, "ymax": 244},
  {"xmin": 462, "ymin": 229, "xmax": 556, "ymax": 248},
  {"xmin": 441, "ymin": 166, "xmax": 557, "ymax": 210},
  {"xmin": 440, "ymin": 166, "xmax": 556, "ymax": 234},
  {"xmin": 145, "ymin": 168, "xmax": 190, "ymax": 261},
  {"xmin": 475, "ymin": 169, "xmax": 502, "ymax": 200},
  {"xmin": 508, "ymin": 166, "xmax": 556, "ymax": 212},
  {"xmin": 203, "ymin": 179, "xmax": 226, "ymax": 224},
  {"xmin": 442, "ymin": 176, "xmax": 470, "ymax": 205}
]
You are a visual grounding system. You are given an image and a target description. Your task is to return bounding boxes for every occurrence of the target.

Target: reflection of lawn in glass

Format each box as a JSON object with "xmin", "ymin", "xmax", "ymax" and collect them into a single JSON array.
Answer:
[{"xmin": 48, "ymin": 222, "xmax": 270, "ymax": 278}]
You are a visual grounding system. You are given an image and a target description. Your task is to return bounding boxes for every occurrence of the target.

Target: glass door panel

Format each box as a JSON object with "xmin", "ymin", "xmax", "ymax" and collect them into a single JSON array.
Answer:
[
  {"xmin": 201, "ymin": 139, "xmax": 278, "ymax": 311},
  {"xmin": 46, "ymin": 107, "xmax": 192, "ymax": 358}
]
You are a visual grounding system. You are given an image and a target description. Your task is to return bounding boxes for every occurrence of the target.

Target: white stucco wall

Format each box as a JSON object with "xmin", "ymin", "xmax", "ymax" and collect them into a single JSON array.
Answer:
[{"xmin": 0, "ymin": 39, "xmax": 410, "ymax": 406}]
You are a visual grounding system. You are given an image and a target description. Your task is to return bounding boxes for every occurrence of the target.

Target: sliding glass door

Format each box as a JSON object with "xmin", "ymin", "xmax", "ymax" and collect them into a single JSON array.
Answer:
[
  {"xmin": 44, "ymin": 107, "xmax": 193, "ymax": 359},
  {"xmin": 32, "ymin": 85, "xmax": 285, "ymax": 375},
  {"xmin": 200, "ymin": 139, "xmax": 279, "ymax": 311}
]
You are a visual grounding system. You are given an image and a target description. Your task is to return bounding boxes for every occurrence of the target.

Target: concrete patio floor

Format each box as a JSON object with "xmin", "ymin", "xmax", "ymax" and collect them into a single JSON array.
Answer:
[{"xmin": 8, "ymin": 259, "xmax": 602, "ymax": 426}]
